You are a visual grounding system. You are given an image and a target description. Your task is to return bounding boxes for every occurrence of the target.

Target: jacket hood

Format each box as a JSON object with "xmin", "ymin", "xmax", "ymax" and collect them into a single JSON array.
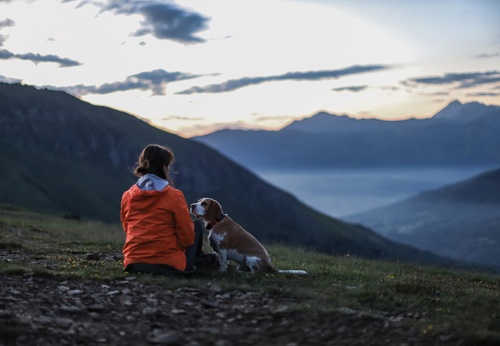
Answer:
[
  {"xmin": 128, "ymin": 174, "xmax": 170, "ymax": 210},
  {"xmin": 136, "ymin": 174, "xmax": 169, "ymax": 191}
]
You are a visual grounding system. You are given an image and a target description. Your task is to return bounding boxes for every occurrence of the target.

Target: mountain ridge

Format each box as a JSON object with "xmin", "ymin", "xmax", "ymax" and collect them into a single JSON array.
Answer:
[
  {"xmin": 0, "ymin": 82, "xmax": 457, "ymax": 265},
  {"xmin": 432, "ymin": 100, "xmax": 500, "ymax": 123},
  {"xmin": 194, "ymin": 101, "xmax": 500, "ymax": 169}
]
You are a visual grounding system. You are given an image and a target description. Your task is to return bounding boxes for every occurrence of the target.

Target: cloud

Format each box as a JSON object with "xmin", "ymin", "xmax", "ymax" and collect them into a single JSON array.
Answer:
[
  {"xmin": 98, "ymin": 0, "xmax": 209, "ymax": 44},
  {"xmin": 380, "ymin": 86, "xmax": 400, "ymax": 92},
  {"xmin": 180, "ymin": 120, "xmax": 255, "ymax": 137},
  {"xmin": 423, "ymin": 91, "xmax": 449, "ymax": 97},
  {"xmin": 253, "ymin": 115, "xmax": 295, "ymax": 124},
  {"xmin": 458, "ymin": 76, "xmax": 500, "ymax": 89},
  {"xmin": 0, "ymin": 17, "xmax": 80, "ymax": 67},
  {"xmin": 0, "ymin": 49, "xmax": 81, "ymax": 67},
  {"xmin": 161, "ymin": 115, "xmax": 203, "ymax": 121},
  {"xmin": 177, "ymin": 65, "xmax": 389, "ymax": 95},
  {"xmin": 64, "ymin": 69, "xmax": 203, "ymax": 95},
  {"xmin": 0, "ymin": 18, "xmax": 15, "ymax": 47},
  {"xmin": 477, "ymin": 52, "xmax": 499, "ymax": 59},
  {"xmin": 333, "ymin": 85, "xmax": 368, "ymax": 92},
  {"xmin": 466, "ymin": 92, "xmax": 500, "ymax": 97},
  {"xmin": 0, "ymin": 18, "xmax": 15, "ymax": 28},
  {"xmin": 404, "ymin": 71, "xmax": 500, "ymax": 89}
]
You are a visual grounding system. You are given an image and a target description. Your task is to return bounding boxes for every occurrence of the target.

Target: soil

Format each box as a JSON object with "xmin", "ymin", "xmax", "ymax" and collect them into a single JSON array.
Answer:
[{"xmin": 0, "ymin": 250, "xmax": 463, "ymax": 346}]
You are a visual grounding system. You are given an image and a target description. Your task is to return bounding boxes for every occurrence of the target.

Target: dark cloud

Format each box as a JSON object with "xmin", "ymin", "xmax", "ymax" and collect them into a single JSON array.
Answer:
[
  {"xmin": 477, "ymin": 52, "xmax": 499, "ymax": 58},
  {"xmin": 405, "ymin": 71, "xmax": 500, "ymax": 88},
  {"xmin": 177, "ymin": 65, "xmax": 389, "ymax": 95},
  {"xmin": 64, "ymin": 69, "xmax": 202, "ymax": 95},
  {"xmin": 466, "ymin": 92, "xmax": 500, "ymax": 97},
  {"xmin": 0, "ymin": 49, "xmax": 81, "ymax": 67},
  {"xmin": 99, "ymin": 0, "xmax": 209, "ymax": 44},
  {"xmin": 333, "ymin": 85, "xmax": 368, "ymax": 92},
  {"xmin": 424, "ymin": 91, "xmax": 449, "ymax": 97},
  {"xmin": 0, "ymin": 18, "xmax": 15, "ymax": 47},
  {"xmin": 0, "ymin": 18, "xmax": 15, "ymax": 28},
  {"xmin": 458, "ymin": 76, "xmax": 500, "ymax": 88}
]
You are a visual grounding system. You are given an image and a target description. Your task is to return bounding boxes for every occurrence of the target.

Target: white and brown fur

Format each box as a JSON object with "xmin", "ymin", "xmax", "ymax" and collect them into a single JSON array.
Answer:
[{"xmin": 190, "ymin": 197, "xmax": 307, "ymax": 274}]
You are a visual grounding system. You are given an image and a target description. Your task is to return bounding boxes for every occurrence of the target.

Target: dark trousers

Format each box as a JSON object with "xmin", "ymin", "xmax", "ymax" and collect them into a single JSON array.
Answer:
[
  {"xmin": 185, "ymin": 221, "xmax": 203, "ymax": 271},
  {"xmin": 125, "ymin": 221, "xmax": 203, "ymax": 275}
]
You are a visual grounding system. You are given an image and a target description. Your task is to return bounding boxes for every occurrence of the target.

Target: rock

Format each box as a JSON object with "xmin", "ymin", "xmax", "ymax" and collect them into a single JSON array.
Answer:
[
  {"xmin": 147, "ymin": 330, "xmax": 184, "ymax": 345},
  {"xmin": 200, "ymin": 300, "xmax": 219, "ymax": 308},
  {"xmin": 142, "ymin": 307, "xmax": 157, "ymax": 316},
  {"xmin": 106, "ymin": 290, "xmax": 121, "ymax": 296},
  {"xmin": 59, "ymin": 305, "xmax": 82, "ymax": 314},
  {"xmin": 86, "ymin": 253, "xmax": 100, "ymax": 261},
  {"xmin": 55, "ymin": 317, "xmax": 74, "ymax": 329},
  {"xmin": 87, "ymin": 304, "xmax": 106, "ymax": 312}
]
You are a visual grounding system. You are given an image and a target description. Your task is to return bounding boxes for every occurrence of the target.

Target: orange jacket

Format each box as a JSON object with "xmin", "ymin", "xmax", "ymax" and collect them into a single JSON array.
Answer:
[{"xmin": 120, "ymin": 175, "xmax": 194, "ymax": 271}]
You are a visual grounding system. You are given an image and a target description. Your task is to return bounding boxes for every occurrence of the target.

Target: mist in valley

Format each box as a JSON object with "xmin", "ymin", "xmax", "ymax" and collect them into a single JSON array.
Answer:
[{"xmin": 255, "ymin": 166, "xmax": 496, "ymax": 218}]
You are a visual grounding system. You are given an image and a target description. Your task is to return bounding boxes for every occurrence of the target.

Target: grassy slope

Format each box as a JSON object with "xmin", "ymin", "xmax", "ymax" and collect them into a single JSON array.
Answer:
[{"xmin": 1, "ymin": 206, "xmax": 500, "ymax": 344}]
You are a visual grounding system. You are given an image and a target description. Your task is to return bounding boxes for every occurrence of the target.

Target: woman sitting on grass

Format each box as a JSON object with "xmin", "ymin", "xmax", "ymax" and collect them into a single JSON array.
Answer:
[{"xmin": 120, "ymin": 144, "xmax": 217, "ymax": 275}]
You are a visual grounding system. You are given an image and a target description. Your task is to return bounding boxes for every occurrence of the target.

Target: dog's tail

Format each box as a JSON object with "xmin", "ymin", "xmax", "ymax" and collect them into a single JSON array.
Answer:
[{"xmin": 277, "ymin": 269, "xmax": 308, "ymax": 275}]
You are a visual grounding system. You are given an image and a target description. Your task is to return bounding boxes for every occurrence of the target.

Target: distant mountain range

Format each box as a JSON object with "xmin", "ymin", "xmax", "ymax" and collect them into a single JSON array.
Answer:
[
  {"xmin": 194, "ymin": 100, "xmax": 500, "ymax": 169},
  {"xmin": 346, "ymin": 167, "xmax": 500, "ymax": 267},
  {"xmin": 0, "ymin": 82, "xmax": 454, "ymax": 265}
]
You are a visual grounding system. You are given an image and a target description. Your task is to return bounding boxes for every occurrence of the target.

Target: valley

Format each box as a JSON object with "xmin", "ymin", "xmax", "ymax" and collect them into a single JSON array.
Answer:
[{"xmin": 254, "ymin": 166, "xmax": 495, "ymax": 217}]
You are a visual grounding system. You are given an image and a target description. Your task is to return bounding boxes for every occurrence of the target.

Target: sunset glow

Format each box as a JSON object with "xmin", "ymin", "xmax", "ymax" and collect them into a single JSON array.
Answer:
[{"xmin": 1, "ymin": 0, "xmax": 499, "ymax": 136}]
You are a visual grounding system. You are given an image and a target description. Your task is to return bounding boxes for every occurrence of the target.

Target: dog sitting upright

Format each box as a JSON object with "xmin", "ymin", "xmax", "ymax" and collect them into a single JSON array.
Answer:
[{"xmin": 190, "ymin": 197, "xmax": 307, "ymax": 274}]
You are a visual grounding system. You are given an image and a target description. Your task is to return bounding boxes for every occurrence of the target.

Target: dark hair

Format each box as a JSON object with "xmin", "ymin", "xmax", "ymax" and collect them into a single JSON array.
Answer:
[{"xmin": 134, "ymin": 144, "xmax": 175, "ymax": 182}]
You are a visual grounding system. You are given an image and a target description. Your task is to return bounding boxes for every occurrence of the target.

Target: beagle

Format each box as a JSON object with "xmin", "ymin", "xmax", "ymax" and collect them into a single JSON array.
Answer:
[{"xmin": 190, "ymin": 197, "xmax": 307, "ymax": 275}]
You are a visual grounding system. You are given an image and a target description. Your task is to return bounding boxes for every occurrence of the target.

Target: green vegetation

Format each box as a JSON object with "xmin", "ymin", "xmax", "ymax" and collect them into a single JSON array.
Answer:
[{"xmin": 1, "ymin": 205, "xmax": 500, "ymax": 344}]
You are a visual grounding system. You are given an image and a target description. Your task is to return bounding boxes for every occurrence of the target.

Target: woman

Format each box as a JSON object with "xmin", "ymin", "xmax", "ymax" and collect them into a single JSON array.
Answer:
[{"xmin": 120, "ymin": 144, "xmax": 216, "ymax": 275}]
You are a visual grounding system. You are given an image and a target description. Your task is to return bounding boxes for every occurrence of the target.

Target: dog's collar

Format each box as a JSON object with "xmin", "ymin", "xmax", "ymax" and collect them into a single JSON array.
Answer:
[{"xmin": 205, "ymin": 214, "xmax": 226, "ymax": 230}]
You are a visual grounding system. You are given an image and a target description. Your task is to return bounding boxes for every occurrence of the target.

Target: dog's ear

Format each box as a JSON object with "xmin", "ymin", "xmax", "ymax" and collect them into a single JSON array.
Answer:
[{"xmin": 205, "ymin": 198, "xmax": 222, "ymax": 220}]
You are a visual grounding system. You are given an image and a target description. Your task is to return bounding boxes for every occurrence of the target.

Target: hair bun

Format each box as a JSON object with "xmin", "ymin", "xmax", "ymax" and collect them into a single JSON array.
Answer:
[{"xmin": 136, "ymin": 166, "xmax": 148, "ymax": 174}]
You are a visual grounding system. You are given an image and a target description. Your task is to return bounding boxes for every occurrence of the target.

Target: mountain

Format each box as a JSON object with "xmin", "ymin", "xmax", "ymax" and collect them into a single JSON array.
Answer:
[
  {"xmin": 281, "ymin": 111, "xmax": 431, "ymax": 134},
  {"xmin": 346, "ymin": 167, "xmax": 500, "ymax": 267},
  {"xmin": 193, "ymin": 101, "xmax": 500, "ymax": 169},
  {"xmin": 0, "ymin": 82, "xmax": 454, "ymax": 265},
  {"xmin": 433, "ymin": 100, "xmax": 500, "ymax": 126}
]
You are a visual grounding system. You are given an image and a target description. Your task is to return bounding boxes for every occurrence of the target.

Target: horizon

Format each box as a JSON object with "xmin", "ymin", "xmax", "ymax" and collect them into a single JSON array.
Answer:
[
  {"xmin": 4, "ymin": 80, "xmax": 500, "ymax": 138},
  {"xmin": 185, "ymin": 99, "xmax": 500, "ymax": 137},
  {"xmin": 1, "ymin": 0, "xmax": 499, "ymax": 137}
]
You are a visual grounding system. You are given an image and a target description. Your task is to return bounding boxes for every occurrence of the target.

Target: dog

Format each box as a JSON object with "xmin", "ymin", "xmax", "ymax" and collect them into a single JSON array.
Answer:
[{"xmin": 190, "ymin": 197, "xmax": 307, "ymax": 274}]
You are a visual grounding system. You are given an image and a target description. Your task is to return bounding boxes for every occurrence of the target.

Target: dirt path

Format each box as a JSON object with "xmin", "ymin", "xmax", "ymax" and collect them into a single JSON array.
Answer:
[{"xmin": 0, "ymin": 272, "xmax": 462, "ymax": 346}]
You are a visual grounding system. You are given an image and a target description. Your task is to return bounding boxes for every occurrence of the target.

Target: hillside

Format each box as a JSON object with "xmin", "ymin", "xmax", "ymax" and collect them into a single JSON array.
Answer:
[
  {"xmin": 3, "ymin": 207, "xmax": 498, "ymax": 345},
  {"xmin": 193, "ymin": 101, "xmax": 500, "ymax": 169},
  {"xmin": 346, "ymin": 167, "xmax": 500, "ymax": 267},
  {"xmin": 0, "ymin": 82, "xmax": 451, "ymax": 264}
]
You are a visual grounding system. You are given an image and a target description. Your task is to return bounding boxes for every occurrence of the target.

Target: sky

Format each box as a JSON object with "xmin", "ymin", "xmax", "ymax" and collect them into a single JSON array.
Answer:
[{"xmin": 1, "ymin": 0, "xmax": 499, "ymax": 137}]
